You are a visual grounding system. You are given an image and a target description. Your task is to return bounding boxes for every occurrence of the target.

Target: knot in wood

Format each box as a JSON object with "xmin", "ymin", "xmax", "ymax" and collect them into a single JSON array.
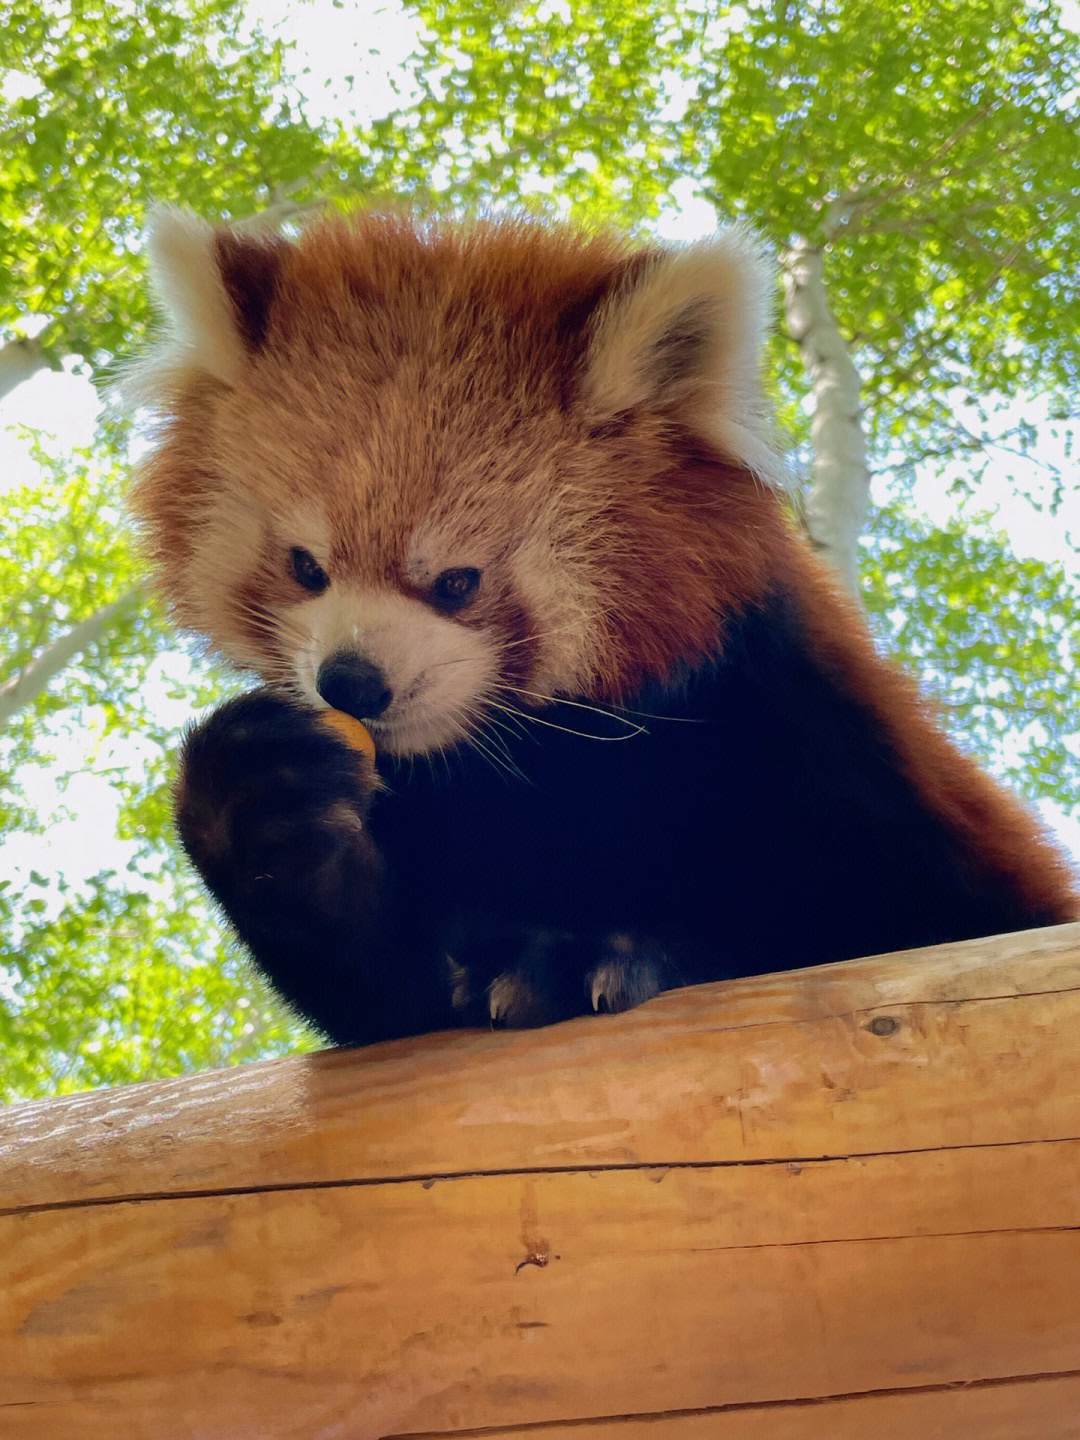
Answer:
[{"xmin": 869, "ymin": 1015, "xmax": 900, "ymax": 1037}]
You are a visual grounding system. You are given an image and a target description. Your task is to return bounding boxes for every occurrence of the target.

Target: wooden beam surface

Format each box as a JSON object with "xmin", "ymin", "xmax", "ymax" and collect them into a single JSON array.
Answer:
[
  {"xmin": 4, "ymin": 922, "xmax": 1079, "ymax": 1211},
  {"xmin": 2, "ymin": 923, "xmax": 1079, "ymax": 1437},
  {"xmin": 423, "ymin": 1375, "xmax": 1080, "ymax": 1439}
]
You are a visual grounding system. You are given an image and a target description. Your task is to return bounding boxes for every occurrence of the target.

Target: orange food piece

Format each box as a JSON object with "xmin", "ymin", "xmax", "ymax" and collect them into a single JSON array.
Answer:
[{"xmin": 320, "ymin": 709, "xmax": 377, "ymax": 761}]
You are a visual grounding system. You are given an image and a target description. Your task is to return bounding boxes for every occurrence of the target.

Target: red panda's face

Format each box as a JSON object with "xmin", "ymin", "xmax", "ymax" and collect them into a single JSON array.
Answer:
[
  {"xmin": 188, "ymin": 352, "xmax": 617, "ymax": 756},
  {"xmin": 129, "ymin": 212, "xmax": 783, "ymax": 756}
]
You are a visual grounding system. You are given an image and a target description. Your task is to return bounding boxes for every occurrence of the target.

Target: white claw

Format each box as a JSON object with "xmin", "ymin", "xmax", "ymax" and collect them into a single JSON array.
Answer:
[
  {"xmin": 590, "ymin": 966, "xmax": 614, "ymax": 1013},
  {"xmin": 446, "ymin": 954, "xmax": 471, "ymax": 1012}
]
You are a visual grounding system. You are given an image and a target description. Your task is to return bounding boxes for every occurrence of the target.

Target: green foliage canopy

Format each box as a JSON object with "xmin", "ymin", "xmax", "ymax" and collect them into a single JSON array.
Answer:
[
  {"xmin": 0, "ymin": 440, "xmax": 314, "ymax": 1101},
  {"xmin": 862, "ymin": 505, "xmax": 1080, "ymax": 813},
  {"xmin": 0, "ymin": 0, "xmax": 363, "ymax": 378},
  {"xmin": 396, "ymin": 0, "xmax": 1080, "ymax": 468},
  {"xmin": 0, "ymin": 0, "xmax": 349, "ymax": 1097}
]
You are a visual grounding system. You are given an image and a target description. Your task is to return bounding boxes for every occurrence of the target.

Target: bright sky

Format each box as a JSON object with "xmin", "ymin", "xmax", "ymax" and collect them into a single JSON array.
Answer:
[{"xmin": 2, "ymin": 0, "xmax": 1078, "ymax": 899}]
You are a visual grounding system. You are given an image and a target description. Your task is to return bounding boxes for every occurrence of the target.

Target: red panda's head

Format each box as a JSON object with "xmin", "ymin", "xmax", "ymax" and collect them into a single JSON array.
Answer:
[{"xmin": 129, "ymin": 209, "xmax": 786, "ymax": 756}]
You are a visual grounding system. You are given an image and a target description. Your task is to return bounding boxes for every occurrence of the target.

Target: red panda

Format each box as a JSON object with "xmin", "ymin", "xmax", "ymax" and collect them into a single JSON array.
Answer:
[{"xmin": 129, "ymin": 208, "xmax": 1078, "ymax": 1045}]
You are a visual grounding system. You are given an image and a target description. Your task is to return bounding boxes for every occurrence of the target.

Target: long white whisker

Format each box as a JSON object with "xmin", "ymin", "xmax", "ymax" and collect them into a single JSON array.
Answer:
[
  {"xmin": 489, "ymin": 684, "xmax": 648, "ymax": 738},
  {"xmin": 514, "ymin": 711, "xmax": 645, "ymax": 741},
  {"xmin": 485, "ymin": 695, "xmax": 645, "ymax": 743},
  {"xmin": 496, "ymin": 623, "xmax": 578, "ymax": 653},
  {"xmin": 482, "ymin": 700, "xmax": 534, "ymax": 741},
  {"xmin": 475, "ymin": 717, "xmax": 530, "ymax": 782},
  {"xmin": 446, "ymin": 699, "xmax": 528, "ymax": 781},
  {"xmin": 484, "ymin": 709, "xmax": 533, "ymax": 748}
]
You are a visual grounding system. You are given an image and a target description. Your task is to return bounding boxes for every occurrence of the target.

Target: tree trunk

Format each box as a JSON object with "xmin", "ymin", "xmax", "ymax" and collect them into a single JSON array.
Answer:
[
  {"xmin": 0, "ymin": 589, "xmax": 144, "ymax": 726},
  {"xmin": 0, "ymin": 337, "xmax": 52, "ymax": 401},
  {"xmin": 782, "ymin": 239, "xmax": 870, "ymax": 594}
]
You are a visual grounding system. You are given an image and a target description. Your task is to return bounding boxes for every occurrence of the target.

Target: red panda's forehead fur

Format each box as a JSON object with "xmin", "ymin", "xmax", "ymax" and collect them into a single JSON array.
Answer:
[
  {"xmin": 133, "ymin": 211, "xmax": 786, "ymax": 703},
  {"xmin": 213, "ymin": 216, "xmax": 638, "ymax": 575}
]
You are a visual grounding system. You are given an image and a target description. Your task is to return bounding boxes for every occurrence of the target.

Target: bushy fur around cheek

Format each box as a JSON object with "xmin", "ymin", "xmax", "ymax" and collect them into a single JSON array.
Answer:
[
  {"xmin": 181, "ymin": 492, "xmax": 274, "ymax": 667},
  {"xmin": 508, "ymin": 535, "xmax": 604, "ymax": 700}
]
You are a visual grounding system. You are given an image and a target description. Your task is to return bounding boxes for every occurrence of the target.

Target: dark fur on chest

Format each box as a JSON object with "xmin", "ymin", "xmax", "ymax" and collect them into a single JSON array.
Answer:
[
  {"xmin": 376, "ymin": 589, "xmax": 1055, "ymax": 983},
  {"xmin": 176, "ymin": 586, "xmax": 1071, "ymax": 1046}
]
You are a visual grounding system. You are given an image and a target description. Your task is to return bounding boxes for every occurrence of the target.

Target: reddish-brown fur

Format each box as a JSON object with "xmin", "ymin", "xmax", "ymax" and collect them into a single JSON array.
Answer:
[
  {"xmin": 131, "ymin": 211, "xmax": 1078, "ymax": 926},
  {"xmin": 778, "ymin": 538, "xmax": 1078, "ymax": 923},
  {"xmin": 133, "ymin": 217, "xmax": 644, "ymax": 683}
]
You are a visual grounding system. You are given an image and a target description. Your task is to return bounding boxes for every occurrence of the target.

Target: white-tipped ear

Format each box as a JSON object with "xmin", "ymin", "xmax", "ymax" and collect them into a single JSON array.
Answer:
[
  {"xmin": 584, "ymin": 227, "xmax": 786, "ymax": 486},
  {"xmin": 144, "ymin": 207, "xmax": 248, "ymax": 386}
]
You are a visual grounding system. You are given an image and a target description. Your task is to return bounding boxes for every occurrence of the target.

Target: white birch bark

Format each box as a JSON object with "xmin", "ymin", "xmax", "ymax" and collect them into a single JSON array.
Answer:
[
  {"xmin": 0, "ymin": 337, "xmax": 50, "ymax": 402},
  {"xmin": 782, "ymin": 238, "xmax": 869, "ymax": 594},
  {"xmin": 0, "ymin": 589, "xmax": 144, "ymax": 726}
]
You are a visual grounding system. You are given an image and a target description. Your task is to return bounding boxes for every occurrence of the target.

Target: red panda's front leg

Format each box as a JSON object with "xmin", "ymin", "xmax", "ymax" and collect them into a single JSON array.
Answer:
[{"xmin": 173, "ymin": 691, "xmax": 457, "ymax": 1046}]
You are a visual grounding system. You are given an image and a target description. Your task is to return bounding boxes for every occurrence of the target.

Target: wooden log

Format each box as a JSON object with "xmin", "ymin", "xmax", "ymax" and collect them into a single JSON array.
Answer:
[{"xmin": 2, "ymin": 922, "xmax": 1079, "ymax": 1438}]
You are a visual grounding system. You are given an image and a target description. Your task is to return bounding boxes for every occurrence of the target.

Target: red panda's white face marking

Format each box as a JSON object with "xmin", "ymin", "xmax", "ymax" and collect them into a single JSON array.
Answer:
[
  {"xmin": 293, "ymin": 586, "xmax": 497, "ymax": 755},
  {"xmin": 129, "ymin": 209, "xmax": 785, "ymax": 755},
  {"xmin": 179, "ymin": 490, "xmax": 508, "ymax": 755}
]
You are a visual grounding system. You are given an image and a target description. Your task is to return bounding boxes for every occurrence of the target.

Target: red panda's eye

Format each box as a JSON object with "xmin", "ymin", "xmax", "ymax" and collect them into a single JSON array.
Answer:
[
  {"xmin": 431, "ymin": 567, "xmax": 482, "ymax": 611},
  {"xmin": 290, "ymin": 547, "xmax": 329, "ymax": 594}
]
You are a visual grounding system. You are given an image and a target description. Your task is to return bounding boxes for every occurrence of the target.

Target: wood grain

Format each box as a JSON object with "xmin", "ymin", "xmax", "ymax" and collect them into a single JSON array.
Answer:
[
  {"xmin": 2, "ymin": 923, "xmax": 1079, "ymax": 1437},
  {"xmin": 3, "ymin": 921, "xmax": 1079, "ymax": 1211},
  {"xmin": 422, "ymin": 1375, "xmax": 1080, "ymax": 1438}
]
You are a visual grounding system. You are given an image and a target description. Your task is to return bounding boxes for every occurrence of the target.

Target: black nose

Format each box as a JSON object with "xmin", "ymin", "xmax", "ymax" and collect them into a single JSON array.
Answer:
[{"xmin": 316, "ymin": 653, "xmax": 393, "ymax": 720}]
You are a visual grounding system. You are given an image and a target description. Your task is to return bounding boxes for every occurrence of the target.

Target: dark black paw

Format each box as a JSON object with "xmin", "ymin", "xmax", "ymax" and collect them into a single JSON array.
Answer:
[
  {"xmin": 175, "ymin": 690, "xmax": 381, "ymax": 925},
  {"xmin": 446, "ymin": 922, "xmax": 683, "ymax": 1028},
  {"xmin": 585, "ymin": 932, "xmax": 684, "ymax": 1014},
  {"xmin": 445, "ymin": 922, "xmax": 594, "ymax": 1028}
]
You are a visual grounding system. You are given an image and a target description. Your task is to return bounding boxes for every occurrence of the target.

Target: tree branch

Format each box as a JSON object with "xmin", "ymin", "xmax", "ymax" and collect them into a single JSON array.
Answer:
[
  {"xmin": 231, "ymin": 161, "xmax": 339, "ymax": 234},
  {"xmin": 0, "ymin": 588, "xmax": 145, "ymax": 727},
  {"xmin": 822, "ymin": 100, "xmax": 1005, "ymax": 237}
]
